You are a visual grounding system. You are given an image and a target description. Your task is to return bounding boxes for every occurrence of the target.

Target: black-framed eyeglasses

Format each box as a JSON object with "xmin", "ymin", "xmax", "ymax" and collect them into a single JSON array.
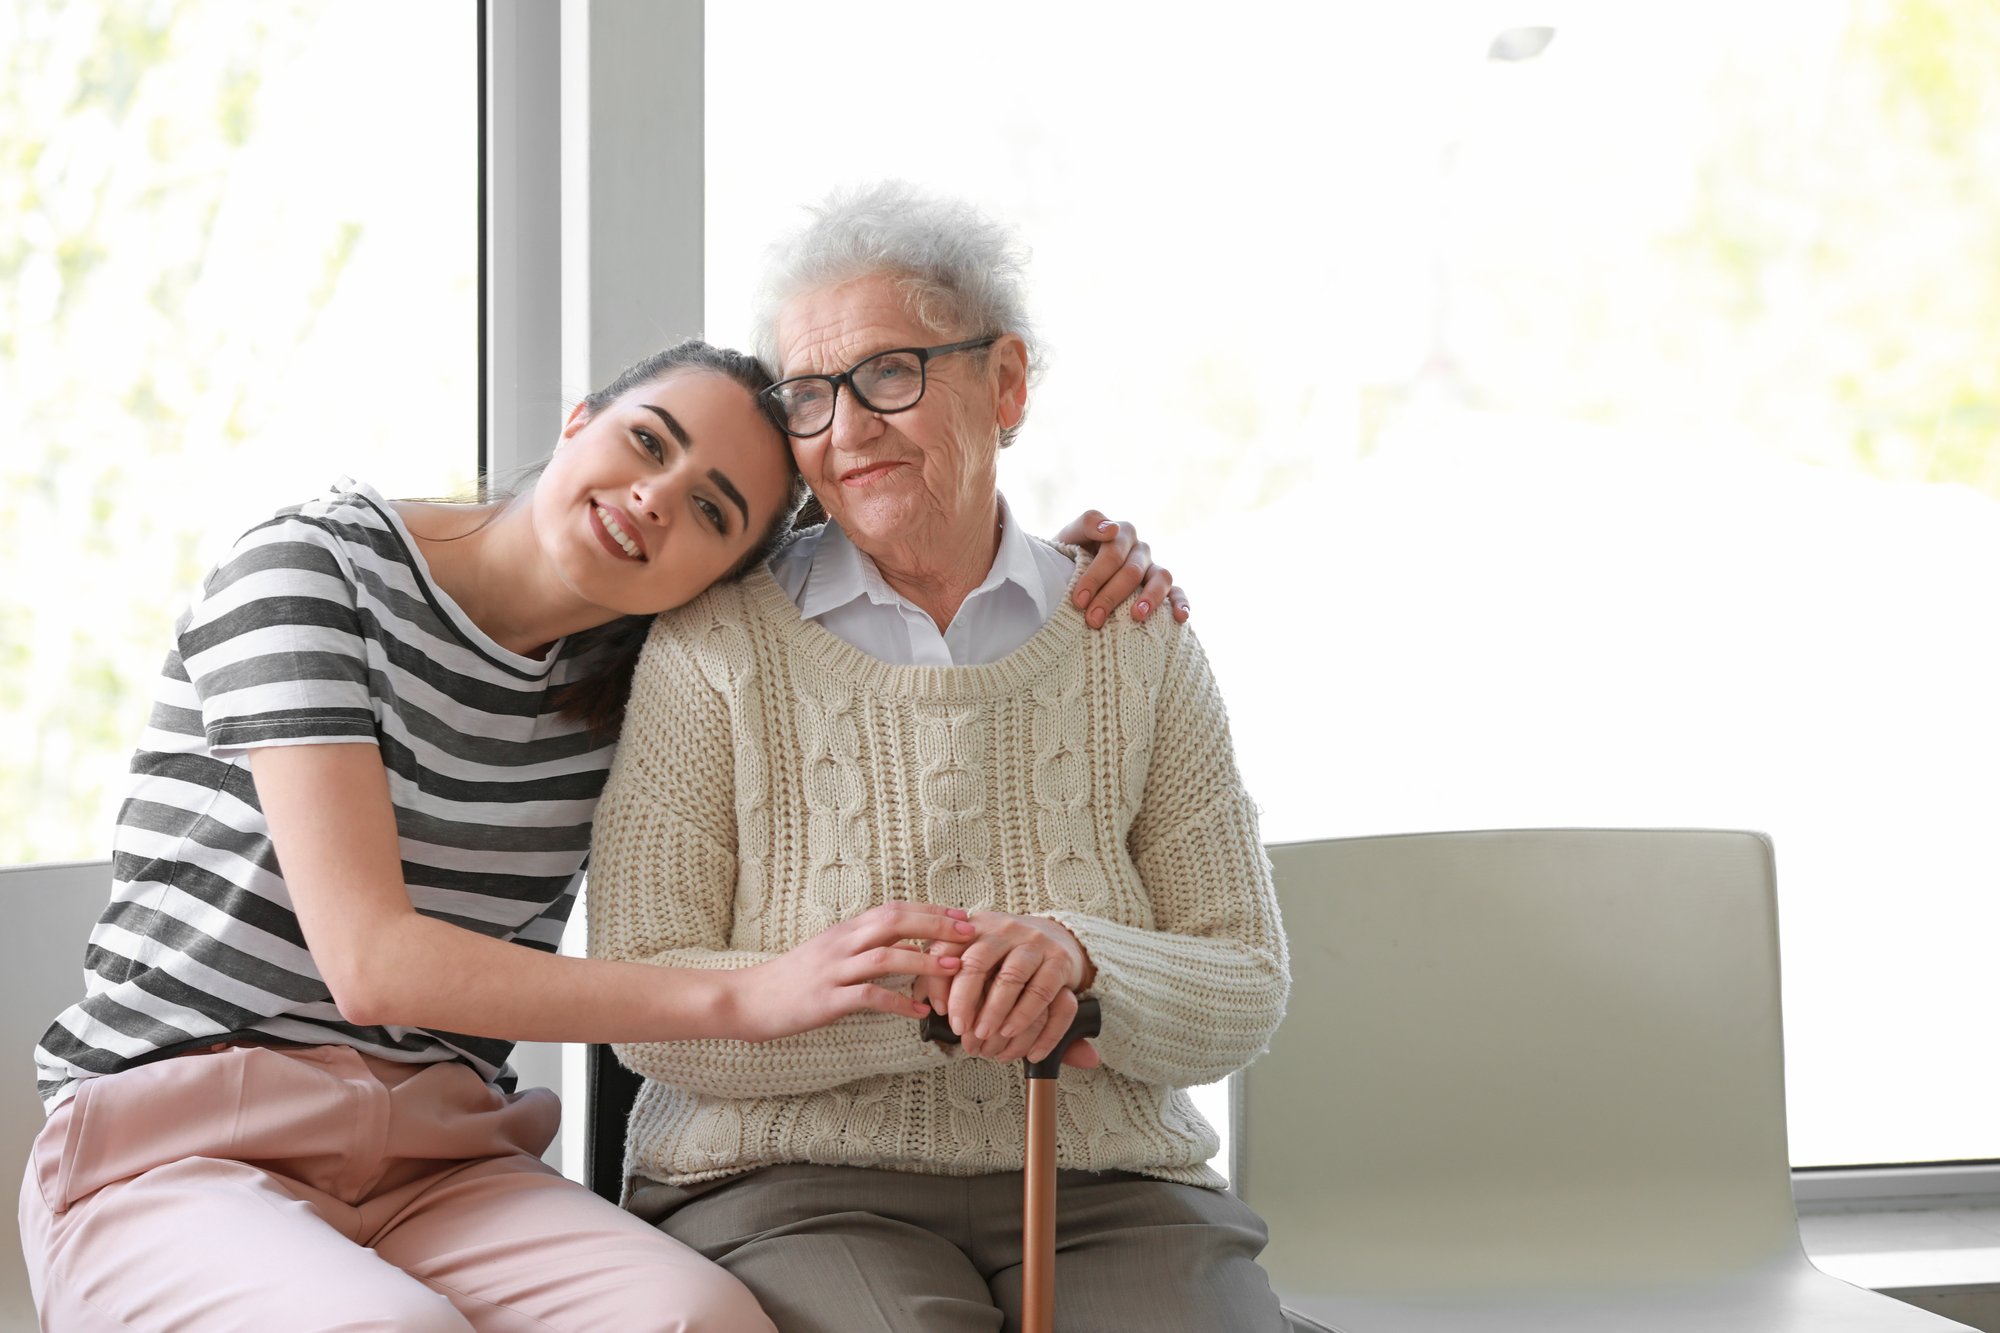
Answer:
[{"xmin": 758, "ymin": 337, "xmax": 999, "ymax": 439}]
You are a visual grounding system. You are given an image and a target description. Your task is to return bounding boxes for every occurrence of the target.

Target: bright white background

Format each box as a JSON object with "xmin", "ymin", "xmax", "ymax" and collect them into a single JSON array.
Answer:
[{"xmin": 706, "ymin": 0, "xmax": 2000, "ymax": 1169}]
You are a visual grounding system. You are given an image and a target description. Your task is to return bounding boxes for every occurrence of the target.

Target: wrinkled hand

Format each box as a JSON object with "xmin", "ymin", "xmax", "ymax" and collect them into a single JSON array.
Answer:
[
  {"xmin": 1053, "ymin": 510, "xmax": 1191, "ymax": 629},
  {"xmin": 727, "ymin": 902, "xmax": 971, "ymax": 1042},
  {"xmin": 922, "ymin": 911, "xmax": 1100, "ymax": 1068}
]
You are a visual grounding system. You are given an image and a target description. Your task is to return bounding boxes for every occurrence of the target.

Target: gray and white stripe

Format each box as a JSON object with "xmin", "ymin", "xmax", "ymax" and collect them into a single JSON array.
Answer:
[{"xmin": 35, "ymin": 480, "xmax": 617, "ymax": 1111}]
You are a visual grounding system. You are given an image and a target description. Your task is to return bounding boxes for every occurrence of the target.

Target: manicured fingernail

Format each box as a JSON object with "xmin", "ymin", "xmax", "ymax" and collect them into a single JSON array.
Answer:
[
  {"xmin": 1135, "ymin": 600, "xmax": 1150, "ymax": 617},
  {"xmin": 945, "ymin": 907, "xmax": 969, "ymax": 919},
  {"xmin": 1098, "ymin": 520, "xmax": 1115, "ymax": 533},
  {"xmin": 1089, "ymin": 608, "xmax": 1107, "ymax": 628},
  {"xmin": 955, "ymin": 920, "xmax": 974, "ymax": 934},
  {"xmin": 939, "ymin": 956, "xmax": 961, "ymax": 968},
  {"xmin": 1073, "ymin": 588, "xmax": 1091, "ymax": 607}
]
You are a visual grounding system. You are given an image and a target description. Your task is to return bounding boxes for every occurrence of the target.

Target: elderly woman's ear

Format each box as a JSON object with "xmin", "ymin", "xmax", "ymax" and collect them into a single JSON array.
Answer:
[{"xmin": 991, "ymin": 333, "xmax": 1031, "ymax": 432}]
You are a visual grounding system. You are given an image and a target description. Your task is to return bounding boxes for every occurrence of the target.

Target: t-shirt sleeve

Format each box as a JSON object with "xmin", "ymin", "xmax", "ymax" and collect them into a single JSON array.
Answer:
[{"xmin": 177, "ymin": 515, "xmax": 380, "ymax": 755}]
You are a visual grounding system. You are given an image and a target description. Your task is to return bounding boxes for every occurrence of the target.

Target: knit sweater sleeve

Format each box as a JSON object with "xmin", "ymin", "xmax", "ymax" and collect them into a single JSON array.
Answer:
[
  {"xmin": 587, "ymin": 606, "xmax": 949, "ymax": 1099},
  {"xmin": 1044, "ymin": 621, "xmax": 1290, "ymax": 1089}
]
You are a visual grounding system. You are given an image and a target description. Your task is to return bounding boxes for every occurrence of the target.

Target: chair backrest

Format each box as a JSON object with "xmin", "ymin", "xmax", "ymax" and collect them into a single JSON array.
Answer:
[
  {"xmin": 2, "ymin": 859, "xmax": 115, "ymax": 1328},
  {"xmin": 1234, "ymin": 830, "xmax": 1804, "ymax": 1300},
  {"xmin": 586, "ymin": 1042, "xmax": 644, "ymax": 1204}
]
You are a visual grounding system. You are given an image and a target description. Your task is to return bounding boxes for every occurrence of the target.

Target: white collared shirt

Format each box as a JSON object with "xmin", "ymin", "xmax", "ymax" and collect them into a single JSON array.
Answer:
[{"xmin": 768, "ymin": 495, "xmax": 1074, "ymax": 666}]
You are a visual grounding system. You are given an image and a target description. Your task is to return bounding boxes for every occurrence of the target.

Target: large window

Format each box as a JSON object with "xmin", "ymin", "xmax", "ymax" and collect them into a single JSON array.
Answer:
[
  {"xmin": 1, "ymin": 0, "xmax": 478, "ymax": 864},
  {"xmin": 13, "ymin": 0, "xmax": 1996, "ymax": 1180},
  {"xmin": 707, "ymin": 0, "xmax": 2000, "ymax": 1169}
]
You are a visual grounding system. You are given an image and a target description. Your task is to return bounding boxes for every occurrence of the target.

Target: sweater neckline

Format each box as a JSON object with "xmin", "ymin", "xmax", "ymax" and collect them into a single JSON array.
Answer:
[{"xmin": 738, "ymin": 546, "xmax": 1092, "ymax": 700}]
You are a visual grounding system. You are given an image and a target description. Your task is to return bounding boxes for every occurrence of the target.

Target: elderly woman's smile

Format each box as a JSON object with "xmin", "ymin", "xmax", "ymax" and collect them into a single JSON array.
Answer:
[
  {"xmin": 837, "ymin": 458, "xmax": 906, "ymax": 488},
  {"xmin": 773, "ymin": 273, "xmax": 1029, "ymax": 611}
]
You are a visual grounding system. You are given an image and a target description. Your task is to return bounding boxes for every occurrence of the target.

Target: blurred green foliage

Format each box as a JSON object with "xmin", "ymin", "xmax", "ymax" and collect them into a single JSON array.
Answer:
[
  {"xmin": 1672, "ymin": 0, "xmax": 1995, "ymax": 490},
  {"xmin": 1, "ymin": 0, "xmax": 321, "ymax": 863},
  {"xmin": 5, "ymin": 1, "xmax": 475, "ymax": 865}
]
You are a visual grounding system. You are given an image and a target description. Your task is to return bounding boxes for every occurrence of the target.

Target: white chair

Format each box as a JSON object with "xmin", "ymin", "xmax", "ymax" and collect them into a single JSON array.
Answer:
[
  {"xmin": 2, "ymin": 859, "xmax": 114, "ymax": 1330},
  {"xmin": 1234, "ymin": 830, "xmax": 1972, "ymax": 1332}
]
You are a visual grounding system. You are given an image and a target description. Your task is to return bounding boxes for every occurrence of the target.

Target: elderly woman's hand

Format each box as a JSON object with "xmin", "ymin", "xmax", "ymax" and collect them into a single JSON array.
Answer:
[
  {"xmin": 922, "ymin": 911, "xmax": 1102, "ymax": 1068},
  {"xmin": 1054, "ymin": 511, "xmax": 1191, "ymax": 630}
]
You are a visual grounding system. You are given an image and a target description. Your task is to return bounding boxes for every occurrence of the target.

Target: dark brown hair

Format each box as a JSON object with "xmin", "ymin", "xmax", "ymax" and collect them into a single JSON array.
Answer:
[{"xmin": 546, "ymin": 339, "xmax": 810, "ymax": 737}]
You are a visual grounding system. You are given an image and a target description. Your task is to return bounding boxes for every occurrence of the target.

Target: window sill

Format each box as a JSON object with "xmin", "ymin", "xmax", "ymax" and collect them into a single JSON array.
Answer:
[{"xmin": 1800, "ymin": 1197, "xmax": 2000, "ymax": 1295}]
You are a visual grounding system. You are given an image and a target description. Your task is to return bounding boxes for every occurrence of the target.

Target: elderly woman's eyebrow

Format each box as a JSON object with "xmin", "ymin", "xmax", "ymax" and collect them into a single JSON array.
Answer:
[{"xmin": 639, "ymin": 404, "xmax": 692, "ymax": 450}]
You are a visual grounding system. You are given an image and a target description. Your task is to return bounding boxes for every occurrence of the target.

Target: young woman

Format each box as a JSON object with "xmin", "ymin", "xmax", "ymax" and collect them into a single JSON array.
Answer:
[{"xmin": 18, "ymin": 340, "xmax": 1185, "ymax": 1333}]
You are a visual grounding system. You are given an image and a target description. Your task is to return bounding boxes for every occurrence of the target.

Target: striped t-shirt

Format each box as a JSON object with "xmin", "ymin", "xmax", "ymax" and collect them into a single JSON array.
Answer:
[{"xmin": 35, "ymin": 480, "xmax": 618, "ymax": 1112}]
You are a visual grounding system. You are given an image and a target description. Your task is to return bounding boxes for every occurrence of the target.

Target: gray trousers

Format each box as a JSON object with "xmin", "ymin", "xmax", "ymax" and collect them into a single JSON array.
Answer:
[{"xmin": 628, "ymin": 1163, "xmax": 1297, "ymax": 1333}]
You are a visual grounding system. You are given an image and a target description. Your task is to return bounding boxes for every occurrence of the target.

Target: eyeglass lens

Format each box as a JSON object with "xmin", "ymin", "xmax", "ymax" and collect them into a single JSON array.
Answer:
[
  {"xmin": 776, "ymin": 348, "xmax": 926, "ymax": 434},
  {"xmin": 850, "ymin": 350, "xmax": 925, "ymax": 410}
]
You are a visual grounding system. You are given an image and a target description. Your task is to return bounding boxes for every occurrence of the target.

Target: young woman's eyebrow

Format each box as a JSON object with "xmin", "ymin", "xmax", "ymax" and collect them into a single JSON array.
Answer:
[
  {"xmin": 708, "ymin": 470, "xmax": 749, "ymax": 526},
  {"xmin": 639, "ymin": 404, "xmax": 692, "ymax": 450},
  {"xmin": 633, "ymin": 403, "xmax": 746, "ymax": 526}
]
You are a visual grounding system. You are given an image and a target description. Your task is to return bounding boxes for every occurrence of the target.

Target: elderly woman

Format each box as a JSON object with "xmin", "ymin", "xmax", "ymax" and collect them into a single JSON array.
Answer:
[{"xmin": 588, "ymin": 183, "xmax": 1292, "ymax": 1331}]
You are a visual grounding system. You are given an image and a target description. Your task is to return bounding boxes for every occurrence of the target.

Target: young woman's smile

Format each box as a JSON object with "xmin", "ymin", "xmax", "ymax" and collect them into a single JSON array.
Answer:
[{"xmin": 591, "ymin": 500, "xmax": 647, "ymax": 561}]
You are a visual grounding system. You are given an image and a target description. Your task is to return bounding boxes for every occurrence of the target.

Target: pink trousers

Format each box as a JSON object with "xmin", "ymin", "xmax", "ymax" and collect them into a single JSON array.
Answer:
[{"xmin": 17, "ymin": 1043, "xmax": 774, "ymax": 1332}]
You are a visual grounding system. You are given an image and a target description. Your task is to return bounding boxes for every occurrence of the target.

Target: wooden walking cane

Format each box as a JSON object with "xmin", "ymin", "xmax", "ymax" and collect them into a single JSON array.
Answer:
[{"xmin": 923, "ymin": 997, "xmax": 1101, "ymax": 1333}]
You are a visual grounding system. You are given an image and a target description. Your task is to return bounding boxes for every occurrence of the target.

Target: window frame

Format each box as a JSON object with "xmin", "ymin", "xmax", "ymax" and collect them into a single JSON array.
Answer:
[{"xmin": 480, "ymin": 0, "xmax": 706, "ymax": 1178}]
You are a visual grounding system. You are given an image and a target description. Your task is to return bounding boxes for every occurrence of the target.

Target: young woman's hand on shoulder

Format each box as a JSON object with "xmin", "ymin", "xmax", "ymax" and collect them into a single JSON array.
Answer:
[{"xmin": 1054, "ymin": 510, "xmax": 1191, "ymax": 629}]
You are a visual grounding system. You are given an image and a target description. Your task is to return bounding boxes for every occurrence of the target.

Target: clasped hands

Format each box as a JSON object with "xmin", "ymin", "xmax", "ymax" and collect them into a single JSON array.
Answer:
[
  {"xmin": 920, "ymin": 910, "xmax": 1100, "ymax": 1069},
  {"xmin": 731, "ymin": 901, "xmax": 1098, "ymax": 1069}
]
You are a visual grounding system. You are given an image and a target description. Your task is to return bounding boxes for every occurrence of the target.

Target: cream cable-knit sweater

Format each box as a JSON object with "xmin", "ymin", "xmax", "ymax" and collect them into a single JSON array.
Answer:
[{"xmin": 589, "ymin": 549, "xmax": 1289, "ymax": 1189}]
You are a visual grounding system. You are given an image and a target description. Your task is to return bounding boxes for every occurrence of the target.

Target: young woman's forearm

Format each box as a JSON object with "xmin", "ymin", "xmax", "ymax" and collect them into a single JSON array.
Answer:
[
  {"xmin": 331, "ymin": 911, "xmax": 747, "ymax": 1043},
  {"xmin": 250, "ymin": 740, "xmax": 754, "ymax": 1044}
]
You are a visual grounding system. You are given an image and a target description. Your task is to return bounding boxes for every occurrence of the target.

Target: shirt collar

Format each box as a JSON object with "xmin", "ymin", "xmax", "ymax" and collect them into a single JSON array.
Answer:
[
  {"xmin": 974, "ymin": 495, "xmax": 1060, "ymax": 622},
  {"xmin": 796, "ymin": 494, "xmax": 1055, "ymax": 623}
]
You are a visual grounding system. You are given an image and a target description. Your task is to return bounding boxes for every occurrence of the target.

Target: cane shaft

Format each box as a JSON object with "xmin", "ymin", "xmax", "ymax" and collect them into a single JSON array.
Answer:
[
  {"xmin": 918, "ymin": 998, "xmax": 1098, "ymax": 1333},
  {"xmin": 1023, "ymin": 1079, "xmax": 1058, "ymax": 1333}
]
